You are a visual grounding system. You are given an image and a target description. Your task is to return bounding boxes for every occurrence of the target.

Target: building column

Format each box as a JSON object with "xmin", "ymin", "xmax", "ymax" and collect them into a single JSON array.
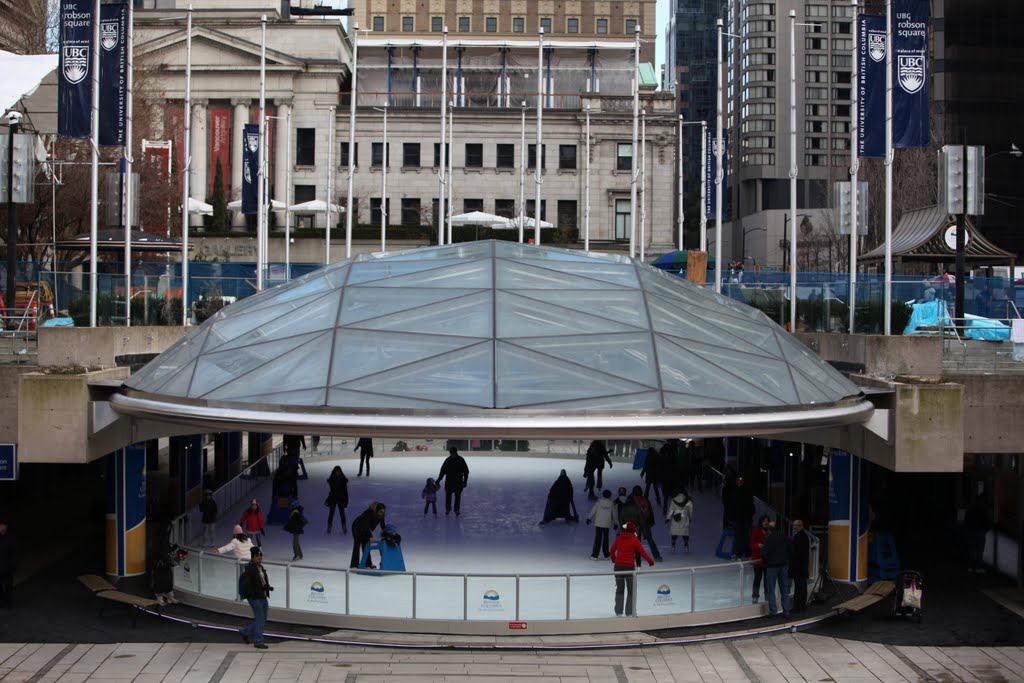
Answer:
[
  {"xmin": 214, "ymin": 432, "xmax": 243, "ymax": 484},
  {"xmin": 827, "ymin": 448, "xmax": 869, "ymax": 583},
  {"xmin": 169, "ymin": 435, "xmax": 204, "ymax": 517},
  {"xmin": 273, "ymin": 100, "xmax": 291, "ymax": 231},
  {"xmin": 105, "ymin": 443, "xmax": 147, "ymax": 577},
  {"xmin": 189, "ymin": 100, "xmax": 209, "ymax": 229},
  {"xmin": 231, "ymin": 99, "xmax": 249, "ymax": 230}
]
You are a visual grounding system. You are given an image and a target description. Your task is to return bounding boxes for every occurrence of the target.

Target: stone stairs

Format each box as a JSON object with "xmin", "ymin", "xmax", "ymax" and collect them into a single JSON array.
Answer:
[
  {"xmin": 0, "ymin": 333, "xmax": 38, "ymax": 366},
  {"xmin": 942, "ymin": 340, "xmax": 1024, "ymax": 375}
]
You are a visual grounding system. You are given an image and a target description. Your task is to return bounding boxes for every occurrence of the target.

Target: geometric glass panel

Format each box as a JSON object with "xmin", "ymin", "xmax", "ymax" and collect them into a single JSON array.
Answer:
[
  {"xmin": 189, "ymin": 331, "xmax": 328, "ymax": 398},
  {"xmin": 530, "ymin": 390, "xmax": 664, "ymax": 410},
  {"xmin": 507, "ymin": 258, "xmax": 641, "ymax": 288},
  {"xmin": 239, "ymin": 387, "xmax": 328, "ymax": 407},
  {"xmin": 212, "ymin": 290, "xmax": 342, "ymax": 353},
  {"xmin": 148, "ymin": 358, "xmax": 198, "ymax": 397},
  {"xmin": 512, "ymin": 289, "xmax": 649, "ymax": 329},
  {"xmin": 202, "ymin": 331, "xmax": 333, "ymax": 400},
  {"xmin": 327, "ymin": 388, "xmax": 473, "ymax": 409},
  {"xmin": 496, "ymin": 258, "xmax": 633, "ymax": 290},
  {"xmin": 788, "ymin": 366, "xmax": 834, "ymax": 404},
  {"xmin": 510, "ymin": 332, "xmax": 659, "ymax": 389},
  {"xmin": 354, "ymin": 259, "xmax": 492, "ymax": 289},
  {"xmin": 497, "ymin": 291, "xmax": 641, "ymax": 338},
  {"xmin": 683, "ymin": 339, "xmax": 800, "ymax": 404},
  {"xmin": 202, "ymin": 289, "xmax": 338, "ymax": 351},
  {"xmin": 646, "ymin": 294, "xmax": 778, "ymax": 357},
  {"xmin": 777, "ymin": 335, "xmax": 858, "ymax": 399},
  {"xmin": 654, "ymin": 335, "xmax": 779, "ymax": 406},
  {"xmin": 663, "ymin": 392, "xmax": 762, "ymax": 409},
  {"xmin": 379, "ymin": 240, "xmax": 494, "ymax": 262},
  {"xmin": 331, "ymin": 328, "xmax": 485, "ymax": 385},
  {"xmin": 494, "ymin": 241, "xmax": 608, "ymax": 262},
  {"xmin": 347, "ymin": 259, "xmax": 468, "ymax": 285},
  {"xmin": 346, "ymin": 290, "xmax": 492, "ymax": 337},
  {"xmin": 126, "ymin": 327, "xmax": 209, "ymax": 391},
  {"xmin": 340, "ymin": 287, "xmax": 484, "ymax": 325}
]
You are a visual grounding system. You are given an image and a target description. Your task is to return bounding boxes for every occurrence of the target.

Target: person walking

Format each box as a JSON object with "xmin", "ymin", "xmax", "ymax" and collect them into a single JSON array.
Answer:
[
  {"xmin": 212, "ymin": 525, "xmax": 255, "ymax": 559},
  {"xmin": 238, "ymin": 547, "xmax": 273, "ymax": 649},
  {"xmin": 620, "ymin": 487, "xmax": 663, "ymax": 562},
  {"xmin": 283, "ymin": 504, "xmax": 308, "ymax": 561},
  {"xmin": 665, "ymin": 490, "xmax": 694, "ymax": 553},
  {"xmin": 421, "ymin": 477, "xmax": 439, "ymax": 516},
  {"xmin": 640, "ymin": 445, "xmax": 663, "ymax": 506},
  {"xmin": 587, "ymin": 490, "xmax": 619, "ymax": 560},
  {"xmin": 354, "ymin": 437, "xmax": 374, "ymax": 477},
  {"xmin": 0, "ymin": 518, "xmax": 15, "ymax": 609},
  {"xmin": 761, "ymin": 522, "xmax": 791, "ymax": 617},
  {"xmin": 790, "ymin": 518, "xmax": 810, "ymax": 612},
  {"xmin": 659, "ymin": 440, "xmax": 681, "ymax": 514},
  {"xmin": 750, "ymin": 515, "xmax": 771, "ymax": 603},
  {"xmin": 199, "ymin": 490, "xmax": 218, "ymax": 547},
  {"xmin": 609, "ymin": 521, "xmax": 654, "ymax": 616},
  {"xmin": 583, "ymin": 440, "xmax": 613, "ymax": 501},
  {"xmin": 325, "ymin": 466, "xmax": 349, "ymax": 534},
  {"xmin": 728, "ymin": 476, "xmax": 755, "ymax": 559},
  {"xmin": 240, "ymin": 500, "xmax": 265, "ymax": 547},
  {"xmin": 350, "ymin": 502, "xmax": 387, "ymax": 568},
  {"xmin": 437, "ymin": 447, "xmax": 470, "ymax": 516}
]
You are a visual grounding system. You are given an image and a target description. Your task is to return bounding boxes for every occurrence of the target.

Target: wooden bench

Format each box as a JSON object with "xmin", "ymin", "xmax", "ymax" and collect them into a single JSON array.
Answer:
[
  {"xmin": 78, "ymin": 574, "xmax": 161, "ymax": 626},
  {"xmin": 834, "ymin": 580, "xmax": 895, "ymax": 613}
]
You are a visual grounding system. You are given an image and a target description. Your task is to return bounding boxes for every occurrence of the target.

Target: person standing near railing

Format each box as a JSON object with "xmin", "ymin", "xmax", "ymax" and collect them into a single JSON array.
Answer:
[
  {"xmin": 790, "ymin": 518, "xmax": 810, "ymax": 613},
  {"xmin": 199, "ymin": 490, "xmax": 218, "ymax": 547},
  {"xmin": 609, "ymin": 521, "xmax": 654, "ymax": 617},
  {"xmin": 761, "ymin": 521, "xmax": 791, "ymax": 618},
  {"xmin": 750, "ymin": 515, "xmax": 771, "ymax": 604},
  {"xmin": 238, "ymin": 547, "xmax": 273, "ymax": 649},
  {"xmin": 240, "ymin": 500, "xmax": 266, "ymax": 548}
]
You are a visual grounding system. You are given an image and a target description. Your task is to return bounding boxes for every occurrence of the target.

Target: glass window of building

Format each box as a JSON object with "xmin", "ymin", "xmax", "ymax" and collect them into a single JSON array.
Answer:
[
  {"xmin": 806, "ymin": 5, "xmax": 827, "ymax": 17},
  {"xmin": 495, "ymin": 198, "xmax": 515, "ymax": 217},
  {"xmin": 433, "ymin": 143, "xmax": 449, "ymax": 168},
  {"xmin": 626, "ymin": 19, "xmax": 637, "ymax": 33},
  {"xmin": 465, "ymin": 143, "xmax": 483, "ymax": 168},
  {"xmin": 403, "ymin": 143, "xmax": 420, "ymax": 167},
  {"xmin": 558, "ymin": 145, "xmax": 577, "ymax": 170},
  {"xmin": 339, "ymin": 142, "xmax": 357, "ymax": 167},
  {"xmin": 294, "ymin": 184, "xmax": 316, "ymax": 204},
  {"xmin": 614, "ymin": 199, "xmax": 630, "ymax": 239},
  {"xmin": 540, "ymin": 17, "xmax": 552, "ymax": 33},
  {"xmin": 401, "ymin": 198, "xmax": 421, "ymax": 225},
  {"xmin": 370, "ymin": 198, "xmax": 390, "ymax": 225},
  {"xmin": 496, "ymin": 144, "xmax": 515, "ymax": 168},
  {"xmin": 464, "ymin": 198, "xmax": 484, "ymax": 213},
  {"xmin": 528, "ymin": 144, "xmax": 546, "ymax": 169},
  {"xmin": 557, "ymin": 200, "xmax": 577, "ymax": 228},
  {"xmin": 459, "ymin": 16, "xmax": 470, "ymax": 32},
  {"xmin": 596, "ymin": 18, "xmax": 608, "ymax": 34},
  {"xmin": 431, "ymin": 16, "xmax": 442, "ymax": 32},
  {"xmin": 486, "ymin": 16, "xmax": 497, "ymax": 32},
  {"xmin": 296, "ymin": 128, "xmax": 315, "ymax": 166},
  {"xmin": 403, "ymin": 16, "xmax": 415, "ymax": 32},
  {"xmin": 371, "ymin": 142, "xmax": 389, "ymax": 168},
  {"xmin": 372, "ymin": 16, "xmax": 384, "ymax": 31},
  {"xmin": 567, "ymin": 17, "xmax": 579, "ymax": 33},
  {"xmin": 616, "ymin": 143, "xmax": 632, "ymax": 171},
  {"xmin": 525, "ymin": 199, "xmax": 547, "ymax": 220},
  {"xmin": 513, "ymin": 17, "xmax": 525, "ymax": 32}
]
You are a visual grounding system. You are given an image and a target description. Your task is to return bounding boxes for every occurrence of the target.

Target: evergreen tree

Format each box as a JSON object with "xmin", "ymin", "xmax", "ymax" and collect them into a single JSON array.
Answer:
[{"xmin": 210, "ymin": 158, "xmax": 228, "ymax": 232}]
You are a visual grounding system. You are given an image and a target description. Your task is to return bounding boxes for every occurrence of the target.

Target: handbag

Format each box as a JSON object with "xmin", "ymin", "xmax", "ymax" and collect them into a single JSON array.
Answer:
[{"xmin": 324, "ymin": 495, "xmax": 333, "ymax": 507}]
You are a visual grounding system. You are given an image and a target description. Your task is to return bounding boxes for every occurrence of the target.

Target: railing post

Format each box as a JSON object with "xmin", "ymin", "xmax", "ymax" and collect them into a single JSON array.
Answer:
[
  {"xmin": 738, "ymin": 562, "xmax": 745, "ymax": 604},
  {"xmin": 196, "ymin": 551, "xmax": 203, "ymax": 595},
  {"xmin": 345, "ymin": 568, "xmax": 350, "ymax": 615},
  {"xmin": 690, "ymin": 568, "xmax": 696, "ymax": 613},
  {"xmin": 515, "ymin": 575, "xmax": 520, "ymax": 620},
  {"xmin": 463, "ymin": 575, "xmax": 468, "ymax": 621},
  {"xmin": 564, "ymin": 575, "xmax": 570, "ymax": 619},
  {"xmin": 632, "ymin": 571, "xmax": 638, "ymax": 617},
  {"xmin": 412, "ymin": 573, "xmax": 417, "ymax": 619},
  {"xmin": 285, "ymin": 564, "xmax": 290, "ymax": 608}
]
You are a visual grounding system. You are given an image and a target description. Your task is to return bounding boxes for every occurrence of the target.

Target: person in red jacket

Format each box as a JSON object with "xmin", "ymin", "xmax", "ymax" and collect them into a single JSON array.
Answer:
[
  {"xmin": 750, "ymin": 515, "xmax": 771, "ymax": 603},
  {"xmin": 609, "ymin": 521, "xmax": 654, "ymax": 616},
  {"xmin": 240, "ymin": 500, "xmax": 266, "ymax": 548}
]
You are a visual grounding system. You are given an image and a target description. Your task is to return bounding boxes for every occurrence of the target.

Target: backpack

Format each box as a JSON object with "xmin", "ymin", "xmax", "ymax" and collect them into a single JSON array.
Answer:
[{"xmin": 636, "ymin": 495, "xmax": 654, "ymax": 525}]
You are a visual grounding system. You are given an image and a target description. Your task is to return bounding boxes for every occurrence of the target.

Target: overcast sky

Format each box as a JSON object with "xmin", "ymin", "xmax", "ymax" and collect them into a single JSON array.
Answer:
[{"xmin": 655, "ymin": 0, "xmax": 669, "ymax": 80}]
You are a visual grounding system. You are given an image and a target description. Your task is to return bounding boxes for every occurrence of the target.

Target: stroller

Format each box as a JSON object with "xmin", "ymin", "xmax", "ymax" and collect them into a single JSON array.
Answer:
[{"xmin": 891, "ymin": 570, "xmax": 923, "ymax": 622}]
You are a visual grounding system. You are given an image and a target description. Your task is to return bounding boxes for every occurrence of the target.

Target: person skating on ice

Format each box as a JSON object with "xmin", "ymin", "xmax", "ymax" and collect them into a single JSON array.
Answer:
[
  {"xmin": 586, "ymin": 489, "xmax": 619, "ymax": 559},
  {"xmin": 350, "ymin": 502, "xmax": 386, "ymax": 568},
  {"xmin": 199, "ymin": 489, "xmax": 218, "ymax": 547},
  {"xmin": 422, "ymin": 477, "xmax": 439, "ymax": 515},
  {"xmin": 583, "ymin": 440, "xmax": 613, "ymax": 501},
  {"xmin": 283, "ymin": 503, "xmax": 308, "ymax": 561},
  {"xmin": 212, "ymin": 525, "xmax": 254, "ymax": 559},
  {"xmin": 436, "ymin": 446, "xmax": 469, "ymax": 516},
  {"xmin": 354, "ymin": 437, "xmax": 374, "ymax": 476},
  {"xmin": 540, "ymin": 469, "xmax": 579, "ymax": 525},
  {"xmin": 240, "ymin": 499, "xmax": 265, "ymax": 547},
  {"xmin": 609, "ymin": 521, "xmax": 654, "ymax": 617},
  {"xmin": 665, "ymin": 490, "xmax": 694, "ymax": 553},
  {"xmin": 620, "ymin": 486, "xmax": 662, "ymax": 562},
  {"xmin": 325, "ymin": 466, "xmax": 349, "ymax": 534}
]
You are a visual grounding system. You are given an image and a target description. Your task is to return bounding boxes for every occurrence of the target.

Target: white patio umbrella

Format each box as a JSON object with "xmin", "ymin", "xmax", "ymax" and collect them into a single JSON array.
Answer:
[
  {"xmin": 186, "ymin": 197, "xmax": 213, "ymax": 215},
  {"xmin": 449, "ymin": 210, "xmax": 508, "ymax": 226},
  {"xmin": 227, "ymin": 198, "xmax": 286, "ymax": 211},
  {"xmin": 288, "ymin": 199, "xmax": 345, "ymax": 213},
  {"xmin": 492, "ymin": 215, "xmax": 554, "ymax": 230}
]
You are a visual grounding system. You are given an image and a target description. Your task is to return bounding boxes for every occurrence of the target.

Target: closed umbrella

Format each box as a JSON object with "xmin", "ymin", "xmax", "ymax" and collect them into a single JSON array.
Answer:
[
  {"xmin": 186, "ymin": 197, "xmax": 213, "ymax": 215},
  {"xmin": 227, "ymin": 198, "xmax": 286, "ymax": 211}
]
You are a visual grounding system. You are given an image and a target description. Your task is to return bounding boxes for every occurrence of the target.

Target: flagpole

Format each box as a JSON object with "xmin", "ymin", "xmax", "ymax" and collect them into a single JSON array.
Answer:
[
  {"xmin": 884, "ymin": 0, "xmax": 893, "ymax": 335},
  {"xmin": 519, "ymin": 101, "xmax": 525, "ymax": 243},
  {"xmin": 788, "ymin": 10, "xmax": 797, "ymax": 327},
  {"xmin": 677, "ymin": 114, "xmax": 683, "ymax": 251},
  {"xmin": 344, "ymin": 23, "xmax": 358, "ymax": 258},
  {"xmin": 640, "ymin": 108, "xmax": 646, "ymax": 261},
  {"xmin": 849, "ymin": 0, "xmax": 859, "ymax": 334},
  {"xmin": 325, "ymin": 104, "xmax": 334, "ymax": 263},
  {"xmin": 584, "ymin": 105, "xmax": 591, "ymax": 251},
  {"xmin": 380, "ymin": 102, "xmax": 387, "ymax": 252},
  {"xmin": 124, "ymin": 0, "xmax": 134, "ymax": 327},
  {"xmin": 447, "ymin": 102, "xmax": 453, "ymax": 244},
  {"xmin": 629, "ymin": 25, "xmax": 639, "ymax": 258},
  {"xmin": 254, "ymin": 12, "xmax": 264, "ymax": 290},
  {"xmin": 714, "ymin": 18, "xmax": 724, "ymax": 293},
  {"xmin": 438, "ymin": 27, "xmax": 448, "ymax": 245},
  {"xmin": 285, "ymin": 108, "xmax": 291, "ymax": 278},
  {"xmin": 180, "ymin": 4, "xmax": 192, "ymax": 323},
  {"xmin": 700, "ymin": 120, "xmax": 707, "ymax": 251},
  {"xmin": 89, "ymin": 0, "xmax": 101, "ymax": 327},
  {"xmin": 535, "ymin": 27, "xmax": 545, "ymax": 246}
]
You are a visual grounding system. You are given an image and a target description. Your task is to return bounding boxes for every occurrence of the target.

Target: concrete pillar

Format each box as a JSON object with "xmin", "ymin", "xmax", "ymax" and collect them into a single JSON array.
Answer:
[
  {"xmin": 105, "ymin": 443, "xmax": 147, "ymax": 577},
  {"xmin": 230, "ymin": 100, "xmax": 249, "ymax": 230},
  {"xmin": 214, "ymin": 432, "xmax": 243, "ymax": 484},
  {"xmin": 189, "ymin": 100, "xmax": 209, "ymax": 229},
  {"xmin": 170, "ymin": 435, "xmax": 204, "ymax": 516},
  {"xmin": 273, "ymin": 100, "xmax": 291, "ymax": 231},
  {"xmin": 827, "ymin": 448, "xmax": 869, "ymax": 583}
]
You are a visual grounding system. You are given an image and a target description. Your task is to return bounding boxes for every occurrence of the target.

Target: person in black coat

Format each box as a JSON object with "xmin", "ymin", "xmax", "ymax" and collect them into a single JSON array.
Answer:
[
  {"xmin": 238, "ymin": 547, "xmax": 273, "ymax": 649},
  {"xmin": 790, "ymin": 518, "xmax": 811, "ymax": 612},
  {"xmin": 728, "ymin": 476, "xmax": 756, "ymax": 559},
  {"xmin": 583, "ymin": 440, "xmax": 613, "ymax": 501},
  {"xmin": 540, "ymin": 469, "xmax": 578, "ymax": 524},
  {"xmin": 659, "ymin": 440, "xmax": 681, "ymax": 514},
  {"xmin": 326, "ymin": 466, "xmax": 349, "ymax": 534},
  {"xmin": 437, "ymin": 447, "xmax": 470, "ymax": 515},
  {"xmin": 350, "ymin": 502, "xmax": 387, "ymax": 568},
  {"xmin": 641, "ymin": 446, "xmax": 663, "ymax": 506},
  {"xmin": 354, "ymin": 438, "xmax": 374, "ymax": 477},
  {"xmin": 0, "ymin": 518, "xmax": 15, "ymax": 609}
]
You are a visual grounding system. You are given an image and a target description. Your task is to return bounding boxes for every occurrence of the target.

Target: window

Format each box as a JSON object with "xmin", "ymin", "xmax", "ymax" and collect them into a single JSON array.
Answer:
[
  {"xmin": 464, "ymin": 198, "xmax": 483, "ymax": 213},
  {"xmin": 746, "ymin": 19, "xmax": 774, "ymax": 32},
  {"xmin": 339, "ymin": 142, "xmax": 357, "ymax": 167},
  {"xmin": 495, "ymin": 198, "xmax": 515, "ymax": 218},
  {"xmin": 805, "ymin": 87, "xmax": 827, "ymax": 100},
  {"xmin": 832, "ymin": 138, "xmax": 850, "ymax": 150},
  {"xmin": 294, "ymin": 184, "xmax": 316, "ymax": 204},
  {"xmin": 806, "ymin": 70, "xmax": 827, "ymax": 83},
  {"xmin": 403, "ymin": 16, "xmax": 414, "ymax": 32},
  {"xmin": 805, "ymin": 104, "xmax": 826, "ymax": 116},
  {"xmin": 832, "ymin": 21, "xmax": 852, "ymax": 34},
  {"xmin": 741, "ymin": 153, "xmax": 774, "ymax": 165},
  {"xmin": 742, "ymin": 119, "xmax": 775, "ymax": 133},
  {"xmin": 465, "ymin": 143, "xmax": 483, "ymax": 168},
  {"xmin": 626, "ymin": 19, "xmax": 637, "ymax": 33},
  {"xmin": 744, "ymin": 52, "xmax": 775, "ymax": 67},
  {"xmin": 743, "ymin": 136, "xmax": 774, "ymax": 149},
  {"xmin": 833, "ymin": 55, "xmax": 852, "ymax": 67},
  {"xmin": 486, "ymin": 16, "xmax": 497, "ymax": 32},
  {"xmin": 805, "ymin": 137, "xmax": 825, "ymax": 150},
  {"xmin": 513, "ymin": 17, "xmax": 524, "ymax": 33},
  {"xmin": 458, "ymin": 16, "xmax": 470, "ymax": 32},
  {"xmin": 832, "ymin": 38, "xmax": 853, "ymax": 51},
  {"xmin": 567, "ymin": 17, "xmax": 579, "ymax": 33},
  {"xmin": 403, "ymin": 142, "xmax": 420, "ymax": 167},
  {"xmin": 557, "ymin": 200, "xmax": 577, "ymax": 228},
  {"xmin": 616, "ymin": 143, "xmax": 632, "ymax": 171},
  {"xmin": 372, "ymin": 16, "xmax": 384, "ymax": 32},
  {"xmin": 831, "ymin": 120, "xmax": 851, "ymax": 134},
  {"xmin": 806, "ymin": 54, "xmax": 828, "ymax": 67},
  {"xmin": 804, "ymin": 154, "xmax": 826, "ymax": 167},
  {"xmin": 433, "ymin": 143, "xmax": 449, "ymax": 168},
  {"xmin": 832, "ymin": 87, "xmax": 851, "ymax": 101},
  {"xmin": 745, "ymin": 3, "xmax": 776, "ymax": 17},
  {"xmin": 833, "ymin": 4, "xmax": 855, "ymax": 17},
  {"xmin": 540, "ymin": 17, "xmax": 552, "ymax": 33},
  {"xmin": 496, "ymin": 143, "xmax": 515, "ymax": 168},
  {"xmin": 596, "ymin": 18, "xmax": 608, "ymax": 34},
  {"xmin": 833, "ymin": 104, "xmax": 851, "ymax": 117},
  {"xmin": 806, "ymin": 120, "xmax": 827, "ymax": 133},
  {"xmin": 806, "ymin": 37, "xmax": 825, "ymax": 50},
  {"xmin": 745, "ymin": 36, "xmax": 775, "ymax": 49},
  {"xmin": 806, "ymin": 5, "xmax": 827, "ymax": 17},
  {"xmin": 371, "ymin": 142, "xmax": 389, "ymax": 168},
  {"xmin": 615, "ymin": 199, "xmax": 630, "ymax": 239},
  {"xmin": 558, "ymin": 145, "xmax": 577, "ymax": 170},
  {"xmin": 527, "ymin": 144, "xmax": 546, "ymax": 169},
  {"xmin": 400, "ymin": 198, "xmax": 421, "ymax": 225},
  {"xmin": 431, "ymin": 16, "xmax": 442, "ymax": 32},
  {"xmin": 525, "ymin": 199, "xmax": 547, "ymax": 221},
  {"xmin": 370, "ymin": 198, "xmax": 390, "ymax": 225},
  {"xmin": 296, "ymin": 128, "xmax": 315, "ymax": 166}
]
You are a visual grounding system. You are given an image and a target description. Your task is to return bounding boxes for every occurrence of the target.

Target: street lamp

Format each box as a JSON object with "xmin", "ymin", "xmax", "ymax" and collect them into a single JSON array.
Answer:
[
  {"xmin": 780, "ymin": 213, "xmax": 809, "ymax": 271},
  {"xmin": 741, "ymin": 226, "xmax": 766, "ymax": 266}
]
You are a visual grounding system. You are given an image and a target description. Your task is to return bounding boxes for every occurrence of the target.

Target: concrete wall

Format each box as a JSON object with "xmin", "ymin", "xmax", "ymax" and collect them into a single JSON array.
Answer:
[
  {"xmin": 796, "ymin": 333, "xmax": 944, "ymax": 379},
  {"xmin": 37, "ymin": 326, "xmax": 189, "ymax": 369},
  {"xmin": 957, "ymin": 376, "xmax": 1024, "ymax": 454},
  {"xmin": 0, "ymin": 366, "xmax": 40, "ymax": 444}
]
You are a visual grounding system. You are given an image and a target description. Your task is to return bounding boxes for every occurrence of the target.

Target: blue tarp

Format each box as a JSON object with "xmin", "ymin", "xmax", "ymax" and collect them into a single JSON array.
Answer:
[{"xmin": 903, "ymin": 300, "xmax": 1010, "ymax": 340}]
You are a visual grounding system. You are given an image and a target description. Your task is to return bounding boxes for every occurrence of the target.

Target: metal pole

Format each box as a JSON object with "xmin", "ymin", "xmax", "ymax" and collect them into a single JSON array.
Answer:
[
  {"xmin": 345, "ymin": 24, "xmax": 358, "ymax": 258},
  {"xmin": 584, "ymin": 105, "xmax": 591, "ymax": 251},
  {"xmin": 519, "ymin": 101, "xmax": 526, "ymax": 243},
  {"xmin": 700, "ymin": 120, "xmax": 707, "ymax": 251},
  {"xmin": 640, "ymin": 109, "xmax": 647, "ymax": 261},
  {"xmin": 124, "ymin": 0, "xmax": 134, "ymax": 326},
  {"xmin": 715, "ymin": 19, "xmax": 724, "ymax": 292},
  {"xmin": 677, "ymin": 114, "xmax": 684, "ymax": 251},
  {"xmin": 884, "ymin": 0, "xmax": 893, "ymax": 335},
  {"xmin": 325, "ymin": 104, "xmax": 335, "ymax": 263},
  {"xmin": 447, "ymin": 102, "xmax": 453, "ymax": 244},
  {"xmin": 439, "ymin": 27, "xmax": 448, "ymax": 245},
  {"xmin": 629, "ymin": 25, "xmax": 640, "ymax": 258},
  {"xmin": 788, "ymin": 10, "xmax": 798, "ymax": 328},
  {"xmin": 284, "ymin": 109, "xmax": 291, "ymax": 278},
  {"xmin": 381, "ymin": 102, "xmax": 387, "ymax": 251},
  {"xmin": 535, "ymin": 28, "xmax": 545, "ymax": 246},
  {"xmin": 849, "ymin": 0, "xmax": 859, "ymax": 334},
  {"xmin": 956, "ymin": 136, "xmax": 967, "ymax": 325},
  {"xmin": 90, "ymin": 0, "xmax": 102, "ymax": 327},
  {"xmin": 179, "ymin": 5, "xmax": 192, "ymax": 322},
  {"xmin": 256, "ymin": 13, "xmax": 266, "ymax": 291},
  {"xmin": 5, "ymin": 115, "xmax": 17, "ymax": 316}
]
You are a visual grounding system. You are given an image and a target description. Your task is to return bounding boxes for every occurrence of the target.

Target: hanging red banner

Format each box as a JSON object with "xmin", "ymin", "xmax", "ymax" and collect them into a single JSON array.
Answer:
[{"xmin": 208, "ymin": 106, "xmax": 232, "ymax": 195}]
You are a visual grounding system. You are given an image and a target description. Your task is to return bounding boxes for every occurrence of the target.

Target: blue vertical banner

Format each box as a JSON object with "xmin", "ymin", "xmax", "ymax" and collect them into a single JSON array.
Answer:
[
  {"xmin": 106, "ymin": 444, "xmax": 147, "ymax": 577},
  {"xmin": 241, "ymin": 123, "xmax": 260, "ymax": 214},
  {"xmin": 58, "ymin": 0, "xmax": 94, "ymax": 139},
  {"xmin": 704, "ymin": 129, "xmax": 729, "ymax": 220},
  {"xmin": 857, "ymin": 14, "xmax": 886, "ymax": 158},
  {"xmin": 892, "ymin": 0, "xmax": 930, "ymax": 149},
  {"xmin": 98, "ymin": 0, "xmax": 128, "ymax": 147}
]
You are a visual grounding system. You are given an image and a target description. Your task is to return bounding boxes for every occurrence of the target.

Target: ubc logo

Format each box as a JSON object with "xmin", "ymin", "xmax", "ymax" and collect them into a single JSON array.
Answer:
[
  {"xmin": 246, "ymin": 132, "xmax": 260, "ymax": 153},
  {"xmin": 868, "ymin": 32, "xmax": 885, "ymax": 62},
  {"xmin": 62, "ymin": 45, "xmax": 89, "ymax": 84},
  {"xmin": 101, "ymin": 21, "xmax": 119, "ymax": 51},
  {"xmin": 898, "ymin": 55, "xmax": 925, "ymax": 94}
]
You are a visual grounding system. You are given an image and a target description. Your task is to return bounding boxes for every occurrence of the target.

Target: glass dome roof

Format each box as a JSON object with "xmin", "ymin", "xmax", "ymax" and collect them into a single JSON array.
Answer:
[{"xmin": 118, "ymin": 241, "xmax": 867, "ymax": 435}]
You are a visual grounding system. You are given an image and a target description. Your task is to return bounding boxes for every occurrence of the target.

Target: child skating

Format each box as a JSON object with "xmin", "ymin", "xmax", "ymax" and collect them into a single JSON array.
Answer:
[{"xmin": 422, "ymin": 477, "xmax": 439, "ymax": 515}]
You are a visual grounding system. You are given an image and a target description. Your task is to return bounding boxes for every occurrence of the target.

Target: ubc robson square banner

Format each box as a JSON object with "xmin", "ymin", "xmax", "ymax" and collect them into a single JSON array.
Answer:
[
  {"xmin": 58, "ymin": 0, "xmax": 94, "ymax": 138},
  {"xmin": 241, "ymin": 123, "xmax": 260, "ymax": 215},
  {"xmin": 857, "ymin": 14, "xmax": 886, "ymax": 159},
  {"xmin": 98, "ymin": 0, "xmax": 128, "ymax": 147},
  {"xmin": 208, "ymin": 106, "xmax": 231, "ymax": 195},
  {"xmin": 892, "ymin": 0, "xmax": 930, "ymax": 149},
  {"xmin": 704, "ymin": 129, "xmax": 729, "ymax": 221}
]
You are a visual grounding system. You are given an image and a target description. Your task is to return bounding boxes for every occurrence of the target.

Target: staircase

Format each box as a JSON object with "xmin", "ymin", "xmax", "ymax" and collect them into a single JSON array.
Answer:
[{"xmin": 942, "ymin": 339, "xmax": 1024, "ymax": 375}]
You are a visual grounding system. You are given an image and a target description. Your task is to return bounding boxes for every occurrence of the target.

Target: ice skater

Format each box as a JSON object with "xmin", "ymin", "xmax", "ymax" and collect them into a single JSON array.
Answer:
[
  {"xmin": 619, "ymin": 487, "xmax": 662, "ymax": 561},
  {"xmin": 199, "ymin": 489, "xmax": 218, "ymax": 546},
  {"xmin": 586, "ymin": 489, "xmax": 618, "ymax": 559},
  {"xmin": 212, "ymin": 525, "xmax": 254, "ymax": 559},
  {"xmin": 437, "ymin": 447, "xmax": 470, "ymax": 516},
  {"xmin": 422, "ymin": 477, "xmax": 439, "ymax": 515},
  {"xmin": 355, "ymin": 437, "xmax": 374, "ymax": 476},
  {"xmin": 325, "ymin": 466, "xmax": 349, "ymax": 534},
  {"xmin": 283, "ymin": 503, "xmax": 308, "ymax": 561},
  {"xmin": 609, "ymin": 521, "xmax": 654, "ymax": 616},
  {"xmin": 540, "ymin": 469, "xmax": 578, "ymax": 525},
  {"xmin": 350, "ymin": 502, "xmax": 387, "ymax": 568},
  {"xmin": 240, "ymin": 500, "xmax": 265, "ymax": 547},
  {"xmin": 583, "ymin": 440, "xmax": 613, "ymax": 501},
  {"xmin": 665, "ymin": 490, "xmax": 694, "ymax": 553},
  {"xmin": 640, "ymin": 445, "xmax": 663, "ymax": 506}
]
